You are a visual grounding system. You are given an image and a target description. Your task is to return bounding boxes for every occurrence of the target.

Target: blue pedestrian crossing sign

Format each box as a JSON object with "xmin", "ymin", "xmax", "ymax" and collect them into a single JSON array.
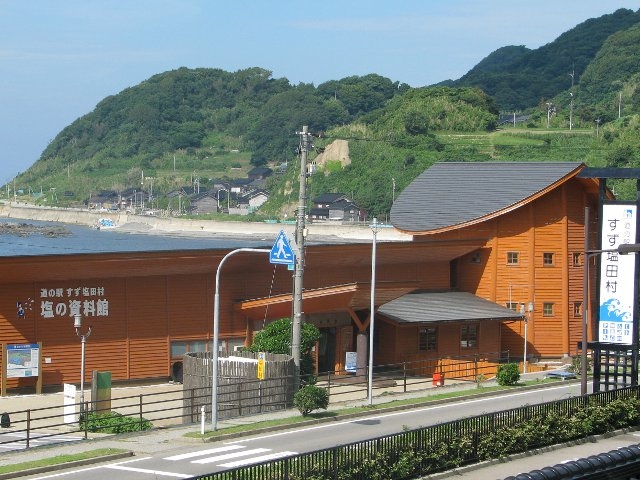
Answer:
[{"xmin": 270, "ymin": 230, "xmax": 295, "ymax": 265}]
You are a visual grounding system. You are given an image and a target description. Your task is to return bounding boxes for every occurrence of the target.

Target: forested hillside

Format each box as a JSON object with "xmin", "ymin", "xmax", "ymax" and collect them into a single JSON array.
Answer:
[
  {"xmin": 448, "ymin": 8, "xmax": 640, "ymax": 110},
  {"xmin": 8, "ymin": 7, "xmax": 640, "ymax": 219}
]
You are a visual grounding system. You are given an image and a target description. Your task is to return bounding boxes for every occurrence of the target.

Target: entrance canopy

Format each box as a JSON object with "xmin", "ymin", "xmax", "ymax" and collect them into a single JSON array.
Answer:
[
  {"xmin": 235, "ymin": 281, "xmax": 418, "ymax": 322},
  {"xmin": 378, "ymin": 291, "xmax": 524, "ymax": 324}
]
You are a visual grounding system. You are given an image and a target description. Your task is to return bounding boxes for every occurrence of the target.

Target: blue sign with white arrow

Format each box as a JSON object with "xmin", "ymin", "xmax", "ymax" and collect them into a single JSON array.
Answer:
[{"xmin": 270, "ymin": 230, "xmax": 295, "ymax": 265}]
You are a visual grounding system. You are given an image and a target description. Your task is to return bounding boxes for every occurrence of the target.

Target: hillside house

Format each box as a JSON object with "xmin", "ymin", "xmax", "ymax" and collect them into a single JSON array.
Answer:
[{"xmin": 189, "ymin": 191, "xmax": 217, "ymax": 214}]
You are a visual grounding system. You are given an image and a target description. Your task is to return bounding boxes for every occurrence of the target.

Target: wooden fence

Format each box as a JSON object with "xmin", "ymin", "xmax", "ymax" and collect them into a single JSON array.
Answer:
[{"xmin": 182, "ymin": 351, "xmax": 296, "ymax": 422}]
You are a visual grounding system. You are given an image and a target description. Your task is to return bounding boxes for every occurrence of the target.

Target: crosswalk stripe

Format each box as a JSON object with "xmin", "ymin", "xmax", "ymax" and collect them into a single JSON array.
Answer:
[
  {"xmin": 164, "ymin": 445, "xmax": 244, "ymax": 461},
  {"xmin": 192, "ymin": 448, "xmax": 271, "ymax": 465},
  {"xmin": 220, "ymin": 451, "xmax": 298, "ymax": 468},
  {"xmin": 106, "ymin": 464, "xmax": 191, "ymax": 478}
]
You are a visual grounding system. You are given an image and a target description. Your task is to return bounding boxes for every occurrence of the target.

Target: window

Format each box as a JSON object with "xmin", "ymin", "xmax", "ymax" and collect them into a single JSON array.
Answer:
[
  {"xmin": 419, "ymin": 327, "xmax": 437, "ymax": 351},
  {"xmin": 505, "ymin": 302, "xmax": 518, "ymax": 311},
  {"xmin": 461, "ymin": 324, "xmax": 478, "ymax": 348},
  {"xmin": 573, "ymin": 302, "xmax": 582, "ymax": 317},
  {"xmin": 470, "ymin": 252, "xmax": 481, "ymax": 264},
  {"xmin": 543, "ymin": 303, "xmax": 554, "ymax": 316},
  {"xmin": 572, "ymin": 252, "xmax": 582, "ymax": 267},
  {"xmin": 543, "ymin": 252, "xmax": 555, "ymax": 266},
  {"xmin": 507, "ymin": 252, "xmax": 519, "ymax": 265}
]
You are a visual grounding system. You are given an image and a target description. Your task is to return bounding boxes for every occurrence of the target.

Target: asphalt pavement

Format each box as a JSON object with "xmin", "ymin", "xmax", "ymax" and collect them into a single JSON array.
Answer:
[{"xmin": 0, "ymin": 371, "xmax": 638, "ymax": 480}]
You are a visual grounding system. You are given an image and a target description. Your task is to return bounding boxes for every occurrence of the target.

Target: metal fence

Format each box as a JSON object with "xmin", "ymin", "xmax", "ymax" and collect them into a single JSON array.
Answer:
[
  {"xmin": 188, "ymin": 386, "xmax": 640, "ymax": 480},
  {"xmin": 0, "ymin": 351, "xmax": 513, "ymax": 450}
]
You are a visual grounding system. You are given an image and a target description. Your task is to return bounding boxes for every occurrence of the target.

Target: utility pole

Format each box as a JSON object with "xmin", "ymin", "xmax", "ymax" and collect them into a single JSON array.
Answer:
[
  {"xmin": 619, "ymin": 92, "xmax": 622, "ymax": 119},
  {"xmin": 292, "ymin": 125, "xmax": 310, "ymax": 385},
  {"xmin": 569, "ymin": 65, "xmax": 575, "ymax": 130}
]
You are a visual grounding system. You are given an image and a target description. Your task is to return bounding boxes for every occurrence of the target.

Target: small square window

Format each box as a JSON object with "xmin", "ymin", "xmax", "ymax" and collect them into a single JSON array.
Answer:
[
  {"xmin": 507, "ymin": 252, "xmax": 519, "ymax": 265},
  {"xmin": 572, "ymin": 252, "xmax": 582, "ymax": 267},
  {"xmin": 543, "ymin": 252, "xmax": 555, "ymax": 266},
  {"xmin": 505, "ymin": 302, "xmax": 518, "ymax": 311},
  {"xmin": 461, "ymin": 324, "xmax": 478, "ymax": 348},
  {"xmin": 470, "ymin": 252, "xmax": 481, "ymax": 264},
  {"xmin": 419, "ymin": 327, "xmax": 437, "ymax": 351},
  {"xmin": 573, "ymin": 302, "xmax": 582, "ymax": 317},
  {"xmin": 543, "ymin": 303, "xmax": 554, "ymax": 316}
]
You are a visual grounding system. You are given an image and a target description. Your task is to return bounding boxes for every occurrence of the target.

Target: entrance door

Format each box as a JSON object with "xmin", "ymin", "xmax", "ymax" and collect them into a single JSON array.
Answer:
[{"xmin": 317, "ymin": 328, "xmax": 336, "ymax": 374}]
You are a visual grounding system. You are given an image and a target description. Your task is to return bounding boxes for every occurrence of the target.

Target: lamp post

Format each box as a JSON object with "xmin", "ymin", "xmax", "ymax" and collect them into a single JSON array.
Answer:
[
  {"xmin": 211, "ymin": 248, "xmax": 270, "ymax": 431},
  {"xmin": 367, "ymin": 218, "xmax": 378, "ymax": 405},
  {"xmin": 74, "ymin": 314, "xmax": 91, "ymax": 418},
  {"xmin": 520, "ymin": 302, "xmax": 534, "ymax": 374}
]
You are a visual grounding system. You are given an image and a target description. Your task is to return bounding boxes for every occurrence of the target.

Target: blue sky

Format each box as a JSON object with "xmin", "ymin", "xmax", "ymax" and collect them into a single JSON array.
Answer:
[{"xmin": 1, "ymin": 1, "xmax": 638, "ymax": 186}]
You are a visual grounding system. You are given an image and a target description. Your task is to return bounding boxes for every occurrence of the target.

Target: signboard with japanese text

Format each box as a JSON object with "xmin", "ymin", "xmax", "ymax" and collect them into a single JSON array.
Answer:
[
  {"xmin": 6, "ymin": 343, "xmax": 40, "ymax": 378},
  {"xmin": 38, "ymin": 285, "xmax": 110, "ymax": 320},
  {"xmin": 598, "ymin": 203, "xmax": 637, "ymax": 345},
  {"xmin": 257, "ymin": 352, "xmax": 265, "ymax": 380}
]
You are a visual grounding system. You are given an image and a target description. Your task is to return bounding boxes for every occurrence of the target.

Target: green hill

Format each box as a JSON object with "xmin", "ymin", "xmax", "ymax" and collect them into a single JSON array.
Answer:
[
  {"xmin": 449, "ymin": 8, "xmax": 640, "ymax": 110},
  {"xmin": 8, "ymin": 8, "xmax": 640, "ymax": 219}
]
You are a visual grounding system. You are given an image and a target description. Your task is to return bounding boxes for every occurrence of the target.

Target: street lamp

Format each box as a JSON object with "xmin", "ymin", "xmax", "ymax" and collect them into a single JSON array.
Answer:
[
  {"xmin": 211, "ymin": 248, "xmax": 270, "ymax": 431},
  {"xmin": 74, "ymin": 314, "xmax": 91, "ymax": 419},
  {"xmin": 367, "ymin": 218, "xmax": 378, "ymax": 405},
  {"xmin": 520, "ymin": 302, "xmax": 534, "ymax": 374}
]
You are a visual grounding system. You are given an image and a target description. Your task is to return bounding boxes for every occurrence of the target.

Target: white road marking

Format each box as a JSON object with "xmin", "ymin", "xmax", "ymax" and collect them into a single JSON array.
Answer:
[
  {"xmin": 220, "ymin": 451, "xmax": 298, "ymax": 468},
  {"xmin": 106, "ymin": 464, "xmax": 191, "ymax": 477},
  {"xmin": 30, "ymin": 458, "xmax": 152, "ymax": 479},
  {"xmin": 192, "ymin": 448, "xmax": 271, "ymax": 464},
  {"xmin": 164, "ymin": 445, "xmax": 244, "ymax": 461}
]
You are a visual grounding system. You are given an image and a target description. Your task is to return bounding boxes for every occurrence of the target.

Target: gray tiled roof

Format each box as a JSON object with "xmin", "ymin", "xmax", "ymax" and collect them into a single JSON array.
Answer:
[
  {"xmin": 378, "ymin": 291, "xmax": 522, "ymax": 324},
  {"xmin": 391, "ymin": 161, "xmax": 583, "ymax": 232}
]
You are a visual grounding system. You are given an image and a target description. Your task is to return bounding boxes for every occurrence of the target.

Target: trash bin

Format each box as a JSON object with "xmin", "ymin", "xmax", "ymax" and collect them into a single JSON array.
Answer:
[
  {"xmin": 433, "ymin": 372, "xmax": 445, "ymax": 387},
  {"xmin": 1, "ymin": 413, "xmax": 10, "ymax": 428}
]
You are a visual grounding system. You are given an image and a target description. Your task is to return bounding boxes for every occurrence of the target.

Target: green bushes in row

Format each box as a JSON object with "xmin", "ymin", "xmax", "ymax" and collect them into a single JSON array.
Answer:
[{"xmin": 269, "ymin": 394, "xmax": 640, "ymax": 480}]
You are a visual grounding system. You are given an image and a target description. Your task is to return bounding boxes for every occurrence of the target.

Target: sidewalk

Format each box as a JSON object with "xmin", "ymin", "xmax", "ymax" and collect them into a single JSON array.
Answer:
[{"xmin": 1, "ymin": 371, "xmax": 634, "ymax": 479}]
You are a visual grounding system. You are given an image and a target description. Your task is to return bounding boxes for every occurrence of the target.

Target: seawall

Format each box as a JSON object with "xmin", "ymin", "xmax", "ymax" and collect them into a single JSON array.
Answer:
[{"xmin": 0, "ymin": 202, "xmax": 413, "ymax": 242}]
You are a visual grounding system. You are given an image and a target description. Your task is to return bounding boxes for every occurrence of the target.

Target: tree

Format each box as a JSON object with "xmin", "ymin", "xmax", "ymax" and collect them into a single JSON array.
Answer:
[{"xmin": 249, "ymin": 318, "xmax": 321, "ymax": 383}]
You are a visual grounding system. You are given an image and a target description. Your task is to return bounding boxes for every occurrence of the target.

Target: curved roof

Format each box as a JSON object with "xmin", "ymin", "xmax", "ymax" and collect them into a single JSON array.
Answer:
[{"xmin": 391, "ymin": 161, "xmax": 584, "ymax": 234}]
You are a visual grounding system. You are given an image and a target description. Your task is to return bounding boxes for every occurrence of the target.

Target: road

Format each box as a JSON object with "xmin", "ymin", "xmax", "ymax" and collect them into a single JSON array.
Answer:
[{"xmin": 24, "ymin": 383, "xmax": 581, "ymax": 479}]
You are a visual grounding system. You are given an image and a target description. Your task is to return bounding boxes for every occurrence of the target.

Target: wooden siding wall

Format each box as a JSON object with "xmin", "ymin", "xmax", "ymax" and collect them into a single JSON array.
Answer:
[
  {"xmin": 396, "ymin": 321, "xmax": 501, "ymax": 362},
  {"xmin": 430, "ymin": 178, "xmax": 595, "ymax": 359}
]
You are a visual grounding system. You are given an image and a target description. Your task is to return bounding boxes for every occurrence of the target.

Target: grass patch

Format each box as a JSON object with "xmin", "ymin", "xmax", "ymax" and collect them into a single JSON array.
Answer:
[{"xmin": 0, "ymin": 448, "xmax": 127, "ymax": 475}]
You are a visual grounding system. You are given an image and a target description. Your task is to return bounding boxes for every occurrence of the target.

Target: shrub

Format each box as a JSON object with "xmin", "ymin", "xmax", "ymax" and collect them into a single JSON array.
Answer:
[
  {"xmin": 294, "ymin": 385, "xmax": 329, "ymax": 416},
  {"xmin": 496, "ymin": 363, "xmax": 520, "ymax": 386},
  {"xmin": 81, "ymin": 411, "xmax": 152, "ymax": 433}
]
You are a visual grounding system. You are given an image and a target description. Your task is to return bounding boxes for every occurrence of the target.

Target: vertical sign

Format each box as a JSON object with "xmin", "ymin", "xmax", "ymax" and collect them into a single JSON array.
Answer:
[
  {"xmin": 257, "ymin": 352, "xmax": 265, "ymax": 380},
  {"xmin": 63, "ymin": 383, "xmax": 77, "ymax": 424},
  {"xmin": 598, "ymin": 203, "xmax": 637, "ymax": 344}
]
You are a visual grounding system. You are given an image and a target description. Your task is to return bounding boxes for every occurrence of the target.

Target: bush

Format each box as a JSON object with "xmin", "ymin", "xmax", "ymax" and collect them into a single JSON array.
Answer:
[
  {"xmin": 81, "ymin": 411, "xmax": 152, "ymax": 433},
  {"xmin": 496, "ymin": 363, "xmax": 520, "ymax": 386},
  {"xmin": 294, "ymin": 385, "xmax": 329, "ymax": 416}
]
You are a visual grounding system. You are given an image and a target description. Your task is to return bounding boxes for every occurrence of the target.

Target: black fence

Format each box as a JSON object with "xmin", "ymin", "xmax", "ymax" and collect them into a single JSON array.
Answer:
[
  {"xmin": 188, "ymin": 386, "xmax": 640, "ymax": 480},
  {"xmin": 0, "ymin": 352, "xmax": 511, "ymax": 451}
]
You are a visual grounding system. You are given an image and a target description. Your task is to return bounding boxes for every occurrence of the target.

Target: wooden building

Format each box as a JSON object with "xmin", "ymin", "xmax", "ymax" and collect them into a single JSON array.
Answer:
[
  {"xmin": 0, "ymin": 161, "xmax": 605, "ymax": 391},
  {"xmin": 390, "ymin": 161, "xmax": 606, "ymax": 359}
]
